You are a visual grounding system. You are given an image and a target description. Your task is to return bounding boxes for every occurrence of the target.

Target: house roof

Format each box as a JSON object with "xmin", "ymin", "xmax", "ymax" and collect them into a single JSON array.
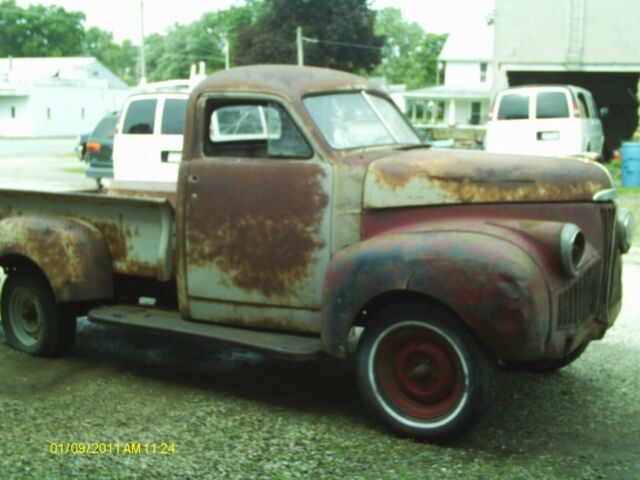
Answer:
[
  {"xmin": 403, "ymin": 85, "xmax": 491, "ymax": 100},
  {"xmin": 439, "ymin": 22, "xmax": 494, "ymax": 62},
  {"xmin": 0, "ymin": 57, "xmax": 128, "ymax": 89}
]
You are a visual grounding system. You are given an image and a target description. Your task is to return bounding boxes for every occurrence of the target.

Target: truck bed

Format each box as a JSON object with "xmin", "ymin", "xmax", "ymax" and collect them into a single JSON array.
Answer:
[{"xmin": 0, "ymin": 189, "xmax": 175, "ymax": 281}]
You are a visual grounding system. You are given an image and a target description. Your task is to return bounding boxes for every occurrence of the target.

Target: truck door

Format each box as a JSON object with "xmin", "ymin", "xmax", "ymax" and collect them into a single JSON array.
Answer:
[{"xmin": 182, "ymin": 98, "xmax": 332, "ymax": 333}]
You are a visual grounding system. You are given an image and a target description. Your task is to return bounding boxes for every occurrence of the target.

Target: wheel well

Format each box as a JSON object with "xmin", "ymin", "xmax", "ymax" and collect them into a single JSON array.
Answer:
[
  {"xmin": 0, "ymin": 254, "xmax": 51, "ymax": 291},
  {"xmin": 350, "ymin": 290, "xmax": 491, "ymax": 357},
  {"xmin": 353, "ymin": 290, "xmax": 459, "ymax": 327}
]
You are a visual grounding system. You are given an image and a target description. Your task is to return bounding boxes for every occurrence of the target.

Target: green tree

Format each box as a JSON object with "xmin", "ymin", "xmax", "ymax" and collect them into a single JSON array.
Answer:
[
  {"xmin": 234, "ymin": 0, "xmax": 383, "ymax": 73},
  {"xmin": 0, "ymin": 0, "xmax": 85, "ymax": 57},
  {"xmin": 144, "ymin": 5, "xmax": 255, "ymax": 81},
  {"xmin": 84, "ymin": 27, "xmax": 139, "ymax": 85},
  {"xmin": 373, "ymin": 8, "xmax": 446, "ymax": 89}
]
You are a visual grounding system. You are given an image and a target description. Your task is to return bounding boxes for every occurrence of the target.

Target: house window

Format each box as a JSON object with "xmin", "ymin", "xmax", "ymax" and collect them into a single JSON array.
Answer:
[
  {"xmin": 47, "ymin": 108, "xmax": 51, "ymax": 119},
  {"xmin": 471, "ymin": 102, "xmax": 482, "ymax": 125},
  {"xmin": 11, "ymin": 107, "xmax": 15, "ymax": 118},
  {"xmin": 81, "ymin": 108, "xmax": 85, "ymax": 119},
  {"xmin": 480, "ymin": 63, "xmax": 488, "ymax": 83}
]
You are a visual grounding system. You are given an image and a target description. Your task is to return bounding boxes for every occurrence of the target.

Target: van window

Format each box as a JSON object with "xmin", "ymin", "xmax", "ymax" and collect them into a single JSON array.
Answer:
[
  {"xmin": 497, "ymin": 93, "xmax": 529, "ymax": 120},
  {"xmin": 536, "ymin": 92, "xmax": 569, "ymax": 119},
  {"xmin": 161, "ymin": 98, "xmax": 187, "ymax": 135},
  {"xmin": 123, "ymin": 99, "xmax": 157, "ymax": 134},
  {"xmin": 576, "ymin": 93, "xmax": 591, "ymax": 118}
]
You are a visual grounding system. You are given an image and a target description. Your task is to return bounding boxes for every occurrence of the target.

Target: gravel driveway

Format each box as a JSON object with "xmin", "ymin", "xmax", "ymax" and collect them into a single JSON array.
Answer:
[
  {"xmin": 0, "ymin": 142, "xmax": 638, "ymax": 479},
  {"xmin": 0, "ymin": 250, "xmax": 638, "ymax": 480}
]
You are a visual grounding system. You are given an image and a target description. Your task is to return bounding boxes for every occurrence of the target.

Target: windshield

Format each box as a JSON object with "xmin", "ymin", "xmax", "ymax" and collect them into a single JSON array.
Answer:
[{"xmin": 303, "ymin": 92, "xmax": 421, "ymax": 150}]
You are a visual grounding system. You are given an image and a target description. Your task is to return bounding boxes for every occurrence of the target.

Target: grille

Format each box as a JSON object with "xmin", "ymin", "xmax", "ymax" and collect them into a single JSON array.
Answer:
[
  {"xmin": 558, "ymin": 260, "xmax": 602, "ymax": 327},
  {"xmin": 598, "ymin": 205, "xmax": 616, "ymax": 318}
]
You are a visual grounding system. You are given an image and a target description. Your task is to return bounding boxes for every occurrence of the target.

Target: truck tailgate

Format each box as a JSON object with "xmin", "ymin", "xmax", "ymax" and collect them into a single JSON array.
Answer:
[{"xmin": 0, "ymin": 190, "xmax": 174, "ymax": 281}]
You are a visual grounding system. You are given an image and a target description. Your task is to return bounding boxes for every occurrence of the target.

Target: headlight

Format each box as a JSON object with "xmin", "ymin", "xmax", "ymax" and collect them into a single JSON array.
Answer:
[
  {"xmin": 616, "ymin": 208, "xmax": 636, "ymax": 254},
  {"xmin": 560, "ymin": 223, "xmax": 585, "ymax": 276}
]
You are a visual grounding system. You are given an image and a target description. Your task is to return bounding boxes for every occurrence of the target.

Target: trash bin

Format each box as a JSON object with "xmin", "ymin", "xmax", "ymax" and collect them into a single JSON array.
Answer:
[{"xmin": 621, "ymin": 142, "xmax": 640, "ymax": 187}]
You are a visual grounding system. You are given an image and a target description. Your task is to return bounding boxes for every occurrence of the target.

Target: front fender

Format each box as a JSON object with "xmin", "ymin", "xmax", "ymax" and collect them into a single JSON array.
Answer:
[
  {"xmin": 0, "ymin": 216, "xmax": 113, "ymax": 303},
  {"xmin": 322, "ymin": 231, "xmax": 550, "ymax": 360}
]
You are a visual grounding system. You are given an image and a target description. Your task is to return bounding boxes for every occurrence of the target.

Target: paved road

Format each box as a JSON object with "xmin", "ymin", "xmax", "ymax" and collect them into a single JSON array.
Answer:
[
  {"xmin": 0, "ymin": 141, "xmax": 638, "ymax": 479},
  {"xmin": 0, "ymin": 138, "xmax": 95, "ymax": 191}
]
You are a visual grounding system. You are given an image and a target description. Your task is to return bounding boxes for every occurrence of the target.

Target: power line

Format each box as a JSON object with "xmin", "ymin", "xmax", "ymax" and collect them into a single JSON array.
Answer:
[{"xmin": 302, "ymin": 36, "xmax": 383, "ymax": 52}]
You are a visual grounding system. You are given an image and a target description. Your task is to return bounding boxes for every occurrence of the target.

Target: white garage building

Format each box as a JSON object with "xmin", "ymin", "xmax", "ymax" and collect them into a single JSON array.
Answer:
[{"xmin": 0, "ymin": 57, "xmax": 131, "ymax": 137}]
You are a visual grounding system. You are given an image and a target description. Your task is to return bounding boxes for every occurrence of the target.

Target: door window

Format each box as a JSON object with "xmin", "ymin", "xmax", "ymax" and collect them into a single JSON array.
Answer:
[
  {"xmin": 123, "ymin": 99, "xmax": 157, "ymax": 134},
  {"xmin": 205, "ymin": 101, "xmax": 312, "ymax": 159}
]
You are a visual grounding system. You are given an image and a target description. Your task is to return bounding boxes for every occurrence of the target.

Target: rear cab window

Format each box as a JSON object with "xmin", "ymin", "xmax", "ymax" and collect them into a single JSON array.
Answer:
[
  {"xmin": 123, "ymin": 99, "xmax": 157, "ymax": 134},
  {"xmin": 497, "ymin": 93, "xmax": 530, "ymax": 120}
]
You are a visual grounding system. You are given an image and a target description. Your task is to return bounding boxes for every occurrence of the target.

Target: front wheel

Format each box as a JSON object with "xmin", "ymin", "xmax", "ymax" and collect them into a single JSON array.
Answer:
[
  {"xmin": 1, "ymin": 268, "xmax": 76, "ymax": 356},
  {"xmin": 356, "ymin": 304, "xmax": 493, "ymax": 441}
]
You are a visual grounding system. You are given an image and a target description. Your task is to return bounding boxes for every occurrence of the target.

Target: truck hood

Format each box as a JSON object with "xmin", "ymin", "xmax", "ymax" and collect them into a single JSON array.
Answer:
[{"xmin": 362, "ymin": 149, "xmax": 613, "ymax": 209}]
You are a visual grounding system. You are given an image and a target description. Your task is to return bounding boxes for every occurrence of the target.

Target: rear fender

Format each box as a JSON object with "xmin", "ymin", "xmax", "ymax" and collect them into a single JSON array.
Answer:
[
  {"xmin": 322, "ymin": 231, "xmax": 550, "ymax": 360},
  {"xmin": 0, "ymin": 216, "xmax": 113, "ymax": 303}
]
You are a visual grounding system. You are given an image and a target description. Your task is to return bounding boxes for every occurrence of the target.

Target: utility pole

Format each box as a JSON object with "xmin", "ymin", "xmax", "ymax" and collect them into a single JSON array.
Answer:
[
  {"xmin": 139, "ymin": 0, "xmax": 146, "ymax": 84},
  {"xmin": 296, "ymin": 26, "xmax": 304, "ymax": 66},
  {"xmin": 223, "ymin": 34, "xmax": 230, "ymax": 70}
]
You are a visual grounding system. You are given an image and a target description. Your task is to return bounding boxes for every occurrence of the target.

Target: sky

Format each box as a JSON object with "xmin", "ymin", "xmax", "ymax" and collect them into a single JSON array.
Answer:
[{"xmin": 15, "ymin": 0, "xmax": 495, "ymax": 44}]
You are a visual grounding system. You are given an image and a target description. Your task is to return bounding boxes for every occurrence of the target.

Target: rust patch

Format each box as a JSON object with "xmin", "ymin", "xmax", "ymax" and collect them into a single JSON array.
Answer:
[
  {"xmin": 366, "ymin": 149, "xmax": 612, "ymax": 205},
  {"xmin": 187, "ymin": 161, "xmax": 328, "ymax": 298},
  {"xmin": 107, "ymin": 181, "xmax": 178, "ymax": 208},
  {"xmin": 0, "ymin": 216, "xmax": 113, "ymax": 302},
  {"xmin": 92, "ymin": 220, "xmax": 128, "ymax": 264}
]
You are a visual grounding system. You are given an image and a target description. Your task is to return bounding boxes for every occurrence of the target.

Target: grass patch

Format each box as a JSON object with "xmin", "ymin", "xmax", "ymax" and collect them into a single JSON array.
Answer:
[
  {"xmin": 607, "ymin": 162, "xmax": 640, "ymax": 244},
  {"xmin": 61, "ymin": 166, "xmax": 85, "ymax": 174}
]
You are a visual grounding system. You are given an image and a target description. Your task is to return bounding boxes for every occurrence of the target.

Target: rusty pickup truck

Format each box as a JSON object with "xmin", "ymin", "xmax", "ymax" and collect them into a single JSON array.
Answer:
[{"xmin": 0, "ymin": 66, "xmax": 635, "ymax": 441}]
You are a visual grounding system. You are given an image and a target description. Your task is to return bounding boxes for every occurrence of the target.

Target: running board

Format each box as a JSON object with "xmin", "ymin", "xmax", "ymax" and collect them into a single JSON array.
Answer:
[{"xmin": 88, "ymin": 305, "xmax": 323, "ymax": 360}]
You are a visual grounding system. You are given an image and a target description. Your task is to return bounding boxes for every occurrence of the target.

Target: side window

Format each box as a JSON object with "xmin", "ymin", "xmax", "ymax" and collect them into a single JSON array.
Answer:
[
  {"xmin": 161, "ymin": 98, "xmax": 187, "ymax": 135},
  {"xmin": 123, "ymin": 99, "xmax": 157, "ymax": 134},
  {"xmin": 204, "ymin": 100, "xmax": 312, "ymax": 159},
  {"xmin": 536, "ymin": 91, "xmax": 570, "ymax": 119},
  {"xmin": 497, "ymin": 93, "xmax": 529, "ymax": 120},
  {"xmin": 576, "ymin": 92, "xmax": 591, "ymax": 118}
]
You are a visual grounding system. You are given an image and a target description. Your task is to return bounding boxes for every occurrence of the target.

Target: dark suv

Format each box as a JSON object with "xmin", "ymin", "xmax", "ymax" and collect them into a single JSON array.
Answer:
[{"xmin": 85, "ymin": 113, "xmax": 118, "ymax": 186}]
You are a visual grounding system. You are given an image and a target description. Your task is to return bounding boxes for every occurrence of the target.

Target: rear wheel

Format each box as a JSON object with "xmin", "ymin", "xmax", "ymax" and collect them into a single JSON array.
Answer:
[
  {"xmin": 1, "ymin": 269, "xmax": 76, "ymax": 356},
  {"xmin": 356, "ymin": 303, "xmax": 493, "ymax": 441}
]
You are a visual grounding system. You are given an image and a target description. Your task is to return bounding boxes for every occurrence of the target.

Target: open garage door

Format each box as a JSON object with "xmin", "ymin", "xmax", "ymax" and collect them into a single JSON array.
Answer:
[{"xmin": 508, "ymin": 72, "xmax": 639, "ymax": 160}]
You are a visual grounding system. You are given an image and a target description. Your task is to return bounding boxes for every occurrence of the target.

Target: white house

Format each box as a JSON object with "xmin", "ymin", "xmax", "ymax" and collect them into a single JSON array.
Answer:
[
  {"xmin": 0, "ymin": 57, "xmax": 131, "ymax": 137},
  {"xmin": 402, "ymin": 21, "xmax": 494, "ymax": 129}
]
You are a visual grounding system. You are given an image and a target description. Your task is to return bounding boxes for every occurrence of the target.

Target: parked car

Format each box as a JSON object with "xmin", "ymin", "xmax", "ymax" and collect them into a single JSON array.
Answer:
[
  {"xmin": 485, "ymin": 85, "xmax": 605, "ymax": 158},
  {"xmin": 85, "ymin": 113, "xmax": 118, "ymax": 186},
  {"xmin": 112, "ymin": 91, "xmax": 188, "ymax": 183},
  {"xmin": 0, "ymin": 66, "xmax": 633, "ymax": 442},
  {"xmin": 74, "ymin": 133, "xmax": 89, "ymax": 161}
]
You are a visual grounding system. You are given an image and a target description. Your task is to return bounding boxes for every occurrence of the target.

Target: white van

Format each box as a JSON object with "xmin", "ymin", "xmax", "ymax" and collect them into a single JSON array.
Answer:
[
  {"xmin": 112, "ymin": 91, "xmax": 188, "ymax": 183},
  {"xmin": 485, "ymin": 85, "xmax": 604, "ymax": 158}
]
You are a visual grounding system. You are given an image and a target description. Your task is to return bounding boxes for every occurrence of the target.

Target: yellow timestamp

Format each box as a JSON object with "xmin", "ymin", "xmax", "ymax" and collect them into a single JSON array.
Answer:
[{"xmin": 49, "ymin": 442, "xmax": 176, "ymax": 456}]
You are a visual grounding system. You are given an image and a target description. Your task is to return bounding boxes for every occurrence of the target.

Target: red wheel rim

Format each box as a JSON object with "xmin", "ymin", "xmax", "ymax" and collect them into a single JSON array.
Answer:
[{"xmin": 375, "ymin": 325, "xmax": 465, "ymax": 420}]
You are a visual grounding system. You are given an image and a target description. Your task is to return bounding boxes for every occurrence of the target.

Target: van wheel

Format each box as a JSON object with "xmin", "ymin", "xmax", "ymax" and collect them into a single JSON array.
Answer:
[
  {"xmin": 1, "ymin": 269, "xmax": 76, "ymax": 356},
  {"xmin": 356, "ymin": 303, "xmax": 494, "ymax": 441}
]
